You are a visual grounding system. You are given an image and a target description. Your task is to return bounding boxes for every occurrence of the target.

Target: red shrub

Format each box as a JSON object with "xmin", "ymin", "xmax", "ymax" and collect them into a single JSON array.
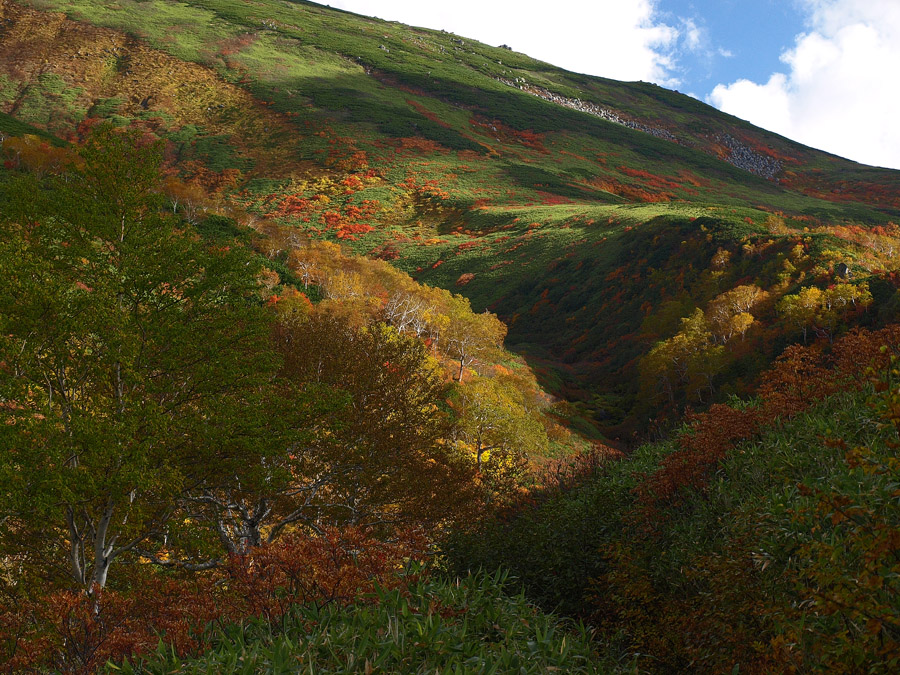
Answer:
[{"xmin": 0, "ymin": 528, "xmax": 426, "ymax": 674}]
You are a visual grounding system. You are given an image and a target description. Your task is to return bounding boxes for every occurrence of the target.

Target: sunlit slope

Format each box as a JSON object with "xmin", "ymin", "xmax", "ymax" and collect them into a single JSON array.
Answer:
[
  {"xmin": 3, "ymin": 0, "xmax": 899, "ymax": 436},
  {"xmin": 4, "ymin": 0, "xmax": 898, "ymax": 215}
]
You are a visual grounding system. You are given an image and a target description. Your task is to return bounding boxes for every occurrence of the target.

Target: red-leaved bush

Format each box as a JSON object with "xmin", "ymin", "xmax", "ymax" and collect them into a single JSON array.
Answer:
[
  {"xmin": 632, "ymin": 325, "xmax": 900, "ymax": 525},
  {"xmin": 0, "ymin": 527, "xmax": 426, "ymax": 674}
]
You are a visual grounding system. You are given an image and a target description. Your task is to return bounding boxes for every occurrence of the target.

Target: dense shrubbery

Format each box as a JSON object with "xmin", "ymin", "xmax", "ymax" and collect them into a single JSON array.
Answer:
[
  {"xmin": 113, "ymin": 571, "xmax": 601, "ymax": 674},
  {"xmin": 0, "ymin": 528, "xmax": 425, "ymax": 673},
  {"xmin": 445, "ymin": 326, "xmax": 900, "ymax": 671}
]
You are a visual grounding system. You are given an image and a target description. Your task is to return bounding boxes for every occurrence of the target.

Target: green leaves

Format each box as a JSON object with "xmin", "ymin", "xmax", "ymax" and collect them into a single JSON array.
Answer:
[
  {"xmin": 0, "ymin": 124, "xmax": 278, "ymax": 591},
  {"xmin": 114, "ymin": 572, "xmax": 600, "ymax": 674}
]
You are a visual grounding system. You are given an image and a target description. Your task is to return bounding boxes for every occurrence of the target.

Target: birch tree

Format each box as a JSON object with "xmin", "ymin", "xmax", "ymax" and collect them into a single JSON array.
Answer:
[{"xmin": 0, "ymin": 125, "xmax": 278, "ymax": 593}]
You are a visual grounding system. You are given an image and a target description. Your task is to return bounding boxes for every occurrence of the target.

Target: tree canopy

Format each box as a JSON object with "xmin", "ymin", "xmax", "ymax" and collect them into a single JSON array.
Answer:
[{"xmin": 0, "ymin": 125, "xmax": 279, "ymax": 591}]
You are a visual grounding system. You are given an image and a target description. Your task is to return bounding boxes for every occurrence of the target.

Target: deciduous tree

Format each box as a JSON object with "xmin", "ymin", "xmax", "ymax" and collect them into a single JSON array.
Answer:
[
  {"xmin": 177, "ymin": 310, "xmax": 478, "ymax": 559},
  {"xmin": 0, "ymin": 125, "xmax": 277, "ymax": 592},
  {"xmin": 452, "ymin": 375, "xmax": 548, "ymax": 499},
  {"xmin": 442, "ymin": 295, "xmax": 507, "ymax": 381}
]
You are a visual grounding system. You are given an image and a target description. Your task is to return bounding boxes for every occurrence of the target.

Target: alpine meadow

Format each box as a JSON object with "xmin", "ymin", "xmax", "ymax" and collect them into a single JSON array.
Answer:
[{"xmin": 1, "ymin": 0, "xmax": 899, "ymax": 672}]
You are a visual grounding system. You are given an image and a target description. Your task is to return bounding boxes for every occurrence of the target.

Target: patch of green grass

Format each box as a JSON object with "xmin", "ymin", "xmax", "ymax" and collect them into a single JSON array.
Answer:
[
  {"xmin": 229, "ymin": 33, "xmax": 359, "ymax": 84},
  {"xmin": 13, "ymin": 72, "xmax": 88, "ymax": 133},
  {"xmin": 195, "ymin": 214, "xmax": 250, "ymax": 242},
  {"xmin": 87, "ymin": 97, "xmax": 126, "ymax": 118},
  {"xmin": 190, "ymin": 134, "xmax": 252, "ymax": 171},
  {"xmin": 0, "ymin": 112, "xmax": 65, "ymax": 144},
  {"xmin": 43, "ymin": 0, "xmax": 239, "ymax": 64},
  {"xmin": 113, "ymin": 571, "xmax": 606, "ymax": 674},
  {"xmin": 0, "ymin": 74, "xmax": 18, "ymax": 105}
]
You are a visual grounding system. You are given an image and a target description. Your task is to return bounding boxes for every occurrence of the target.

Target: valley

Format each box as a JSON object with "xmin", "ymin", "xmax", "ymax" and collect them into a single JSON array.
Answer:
[{"xmin": 1, "ymin": 0, "xmax": 899, "ymax": 671}]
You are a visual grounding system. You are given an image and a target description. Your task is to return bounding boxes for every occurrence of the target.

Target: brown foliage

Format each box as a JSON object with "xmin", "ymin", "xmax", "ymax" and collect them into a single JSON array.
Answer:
[
  {"xmin": 219, "ymin": 527, "xmax": 426, "ymax": 624},
  {"xmin": 588, "ymin": 325, "xmax": 900, "ymax": 672},
  {"xmin": 633, "ymin": 403, "xmax": 762, "ymax": 522},
  {"xmin": 1, "ymin": 135, "xmax": 72, "ymax": 175},
  {"xmin": 589, "ymin": 540, "xmax": 787, "ymax": 673},
  {"xmin": 468, "ymin": 116, "xmax": 546, "ymax": 152},
  {"xmin": 532, "ymin": 443, "xmax": 623, "ymax": 494},
  {"xmin": 0, "ymin": 527, "xmax": 425, "ymax": 674}
]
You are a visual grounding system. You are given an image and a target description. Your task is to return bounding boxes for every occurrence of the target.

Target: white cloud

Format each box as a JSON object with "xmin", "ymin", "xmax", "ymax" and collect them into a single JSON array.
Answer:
[
  {"xmin": 320, "ymin": 1, "xmax": 681, "ymax": 85},
  {"xmin": 681, "ymin": 18, "xmax": 703, "ymax": 52},
  {"xmin": 708, "ymin": 0, "xmax": 900, "ymax": 169},
  {"xmin": 670, "ymin": 15, "xmax": 731, "ymax": 79}
]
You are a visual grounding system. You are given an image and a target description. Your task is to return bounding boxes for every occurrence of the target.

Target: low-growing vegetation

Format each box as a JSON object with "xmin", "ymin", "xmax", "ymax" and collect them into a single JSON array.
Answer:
[
  {"xmin": 446, "ymin": 326, "xmax": 900, "ymax": 671},
  {"xmin": 112, "ymin": 572, "xmax": 601, "ymax": 674}
]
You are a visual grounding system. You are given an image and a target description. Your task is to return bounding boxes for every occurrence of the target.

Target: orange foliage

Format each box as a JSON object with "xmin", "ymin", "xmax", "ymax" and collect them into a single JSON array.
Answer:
[
  {"xmin": 634, "ymin": 326, "xmax": 900, "ymax": 524},
  {"xmin": 2, "ymin": 135, "xmax": 73, "ymax": 175},
  {"xmin": 218, "ymin": 527, "xmax": 426, "ymax": 623},
  {"xmin": 217, "ymin": 32, "xmax": 257, "ymax": 57},
  {"xmin": 323, "ymin": 135, "xmax": 369, "ymax": 171},
  {"xmin": 270, "ymin": 194, "xmax": 313, "ymax": 218},
  {"xmin": 405, "ymin": 100, "xmax": 452, "ymax": 129},
  {"xmin": 395, "ymin": 137, "xmax": 448, "ymax": 155},
  {"xmin": 618, "ymin": 166, "xmax": 683, "ymax": 191},
  {"xmin": 369, "ymin": 241, "xmax": 401, "ymax": 260},
  {"xmin": 0, "ymin": 528, "xmax": 425, "ymax": 674},
  {"xmin": 335, "ymin": 221, "xmax": 375, "ymax": 240},
  {"xmin": 785, "ymin": 175, "xmax": 900, "ymax": 209},
  {"xmin": 535, "ymin": 191, "xmax": 572, "ymax": 206},
  {"xmin": 588, "ymin": 176, "xmax": 674, "ymax": 202},
  {"xmin": 178, "ymin": 161, "xmax": 242, "ymax": 194},
  {"xmin": 402, "ymin": 175, "xmax": 450, "ymax": 202},
  {"xmin": 468, "ymin": 117, "xmax": 546, "ymax": 152}
]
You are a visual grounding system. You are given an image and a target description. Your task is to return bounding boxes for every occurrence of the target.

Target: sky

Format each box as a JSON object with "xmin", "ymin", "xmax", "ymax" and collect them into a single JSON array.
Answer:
[{"xmin": 315, "ymin": 0, "xmax": 900, "ymax": 170}]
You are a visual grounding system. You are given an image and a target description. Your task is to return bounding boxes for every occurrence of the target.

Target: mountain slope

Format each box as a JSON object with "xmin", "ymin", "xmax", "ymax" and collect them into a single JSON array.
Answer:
[
  {"xmin": 444, "ymin": 325, "xmax": 900, "ymax": 671},
  {"xmin": 2, "ymin": 0, "xmax": 899, "ymax": 436}
]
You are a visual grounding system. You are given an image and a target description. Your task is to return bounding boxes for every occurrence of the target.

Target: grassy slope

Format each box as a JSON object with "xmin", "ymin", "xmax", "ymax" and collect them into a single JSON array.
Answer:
[
  {"xmin": 3, "ymin": 0, "xmax": 899, "ymax": 434},
  {"xmin": 0, "ymin": 110, "xmax": 64, "ymax": 142},
  {"xmin": 442, "ymin": 366, "xmax": 900, "ymax": 670},
  {"xmin": 113, "ymin": 572, "xmax": 606, "ymax": 674}
]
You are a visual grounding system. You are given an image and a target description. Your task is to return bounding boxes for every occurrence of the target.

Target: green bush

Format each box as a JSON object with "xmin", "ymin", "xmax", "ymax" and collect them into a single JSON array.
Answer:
[
  {"xmin": 112, "ymin": 571, "xmax": 605, "ymax": 674},
  {"xmin": 444, "ymin": 352, "xmax": 900, "ymax": 671}
]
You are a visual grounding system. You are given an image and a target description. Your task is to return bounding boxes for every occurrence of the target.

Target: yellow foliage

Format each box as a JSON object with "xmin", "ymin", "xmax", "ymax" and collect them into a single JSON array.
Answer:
[{"xmin": 0, "ymin": 1, "xmax": 299, "ymax": 173}]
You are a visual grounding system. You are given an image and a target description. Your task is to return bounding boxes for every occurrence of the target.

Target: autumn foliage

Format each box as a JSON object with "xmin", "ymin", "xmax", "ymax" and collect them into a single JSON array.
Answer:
[
  {"xmin": 0, "ymin": 127, "xmax": 569, "ymax": 672},
  {"xmin": 448, "ymin": 324, "xmax": 900, "ymax": 672},
  {"xmin": 635, "ymin": 325, "xmax": 900, "ymax": 522},
  {"xmin": 4, "ymin": 2, "xmax": 900, "ymax": 670},
  {"xmin": 0, "ymin": 528, "xmax": 425, "ymax": 674}
]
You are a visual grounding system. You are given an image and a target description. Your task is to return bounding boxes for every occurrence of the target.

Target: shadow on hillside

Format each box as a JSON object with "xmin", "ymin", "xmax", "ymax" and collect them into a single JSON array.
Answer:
[{"xmin": 250, "ymin": 67, "xmax": 786, "ymax": 190}]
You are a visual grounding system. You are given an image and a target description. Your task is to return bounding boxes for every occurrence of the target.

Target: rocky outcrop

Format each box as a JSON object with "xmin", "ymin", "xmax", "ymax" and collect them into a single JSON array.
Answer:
[
  {"xmin": 497, "ymin": 78, "xmax": 787, "ymax": 181},
  {"xmin": 497, "ymin": 77, "xmax": 675, "ymax": 141},
  {"xmin": 717, "ymin": 134, "xmax": 783, "ymax": 180}
]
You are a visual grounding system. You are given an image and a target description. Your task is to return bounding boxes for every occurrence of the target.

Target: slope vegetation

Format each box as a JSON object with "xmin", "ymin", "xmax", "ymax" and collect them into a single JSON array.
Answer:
[
  {"xmin": 2, "ymin": 0, "xmax": 899, "ymax": 433},
  {"xmin": 447, "ymin": 326, "xmax": 900, "ymax": 671}
]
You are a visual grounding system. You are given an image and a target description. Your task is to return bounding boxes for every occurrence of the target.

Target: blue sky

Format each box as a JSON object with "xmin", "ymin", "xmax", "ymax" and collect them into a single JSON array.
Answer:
[
  {"xmin": 657, "ymin": 0, "xmax": 805, "ymax": 97},
  {"xmin": 317, "ymin": 1, "xmax": 900, "ymax": 170}
]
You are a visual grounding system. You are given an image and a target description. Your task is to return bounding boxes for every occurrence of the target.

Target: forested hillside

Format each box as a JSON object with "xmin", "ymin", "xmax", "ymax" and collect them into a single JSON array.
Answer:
[
  {"xmin": 2, "ymin": 0, "xmax": 899, "ymax": 436},
  {"xmin": 1, "ymin": 0, "xmax": 899, "ymax": 671},
  {"xmin": 0, "ymin": 122, "xmax": 602, "ymax": 672}
]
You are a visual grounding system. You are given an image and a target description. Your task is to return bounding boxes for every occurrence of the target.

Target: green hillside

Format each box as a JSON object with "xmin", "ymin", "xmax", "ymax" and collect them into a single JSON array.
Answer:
[
  {"xmin": 446, "ymin": 326, "xmax": 900, "ymax": 671},
  {"xmin": 2, "ymin": 0, "xmax": 899, "ymax": 435}
]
